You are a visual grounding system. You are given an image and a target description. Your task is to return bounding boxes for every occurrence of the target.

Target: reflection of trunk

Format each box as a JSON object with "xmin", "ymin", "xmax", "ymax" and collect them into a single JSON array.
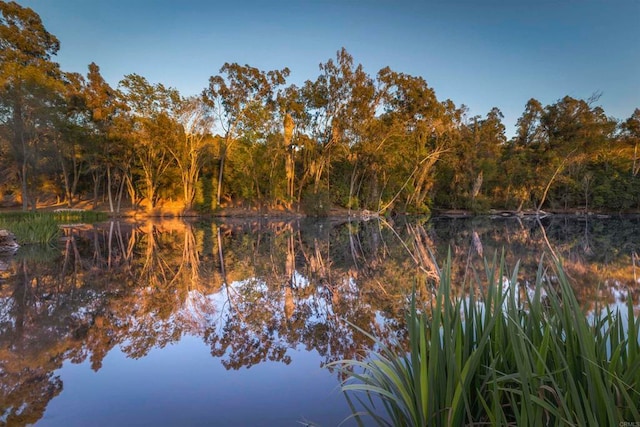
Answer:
[
  {"xmin": 406, "ymin": 223, "xmax": 439, "ymax": 282},
  {"xmin": 114, "ymin": 221, "xmax": 132, "ymax": 271},
  {"xmin": 536, "ymin": 217, "xmax": 560, "ymax": 262},
  {"xmin": 180, "ymin": 224, "xmax": 200, "ymax": 287},
  {"xmin": 60, "ymin": 230, "xmax": 82, "ymax": 279},
  {"xmin": 284, "ymin": 227, "xmax": 295, "ymax": 319},
  {"xmin": 93, "ymin": 226, "xmax": 104, "ymax": 268},
  {"xmin": 14, "ymin": 260, "xmax": 29, "ymax": 338},
  {"xmin": 310, "ymin": 238, "xmax": 328, "ymax": 278},
  {"xmin": 348, "ymin": 221, "xmax": 361, "ymax": 270},
  {"xmin": 107, "ymin": 221, "xmax": 114, "ymax": 269},
  {"xmin": 216, "ymin": 226, "xmax": 227, "ymax": 284},
  {"xmin": 215, "ymin": 225, "xmax": 242, "ymax": 318},
  {"xmin": 286, "ymin": 228, "xmax": 295, "ymax": 282},
  {"xmin": 141, "ymin": 224, "xmax": 169, "ymax": 285},
  {"xmin": 284, "ymin": 286, "xmax": 294, "ymax": 320}
]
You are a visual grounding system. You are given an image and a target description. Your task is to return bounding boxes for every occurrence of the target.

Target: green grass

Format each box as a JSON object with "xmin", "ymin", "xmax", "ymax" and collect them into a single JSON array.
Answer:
[
  {"xmin": 0, "ymin": 211, "xmax": 106, "ymax": 244},
  {"xmin": 329, "ymin": 253, "xmax": 640, "ymax": 426}
]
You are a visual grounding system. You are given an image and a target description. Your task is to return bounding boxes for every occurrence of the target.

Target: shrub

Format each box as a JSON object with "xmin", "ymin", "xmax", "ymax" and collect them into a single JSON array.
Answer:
[{"xmin": 301, "ymin": 188, "xmax": 331, "ymax": 217}]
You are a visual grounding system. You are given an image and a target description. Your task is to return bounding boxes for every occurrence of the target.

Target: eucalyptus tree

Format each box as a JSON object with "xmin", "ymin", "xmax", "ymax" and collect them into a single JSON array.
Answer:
[
  {"xmin": 621, "ymin": 109, "xmax": 640, "ymax": 177},
  {"xmin": 371, "ymin": 68, "xmax": 455, "ymax": 213},
  {"xmin": 53, "ymin": 71, "xmax": 91, "ymax": 207},
  {"xmin": 299, "ymin": 48, "xmax": 377, "ymax": 205},
  {"xmin": 169, "ymin": 96, "xmax": 214, "ymax": 210},
  {"xmin": 276, "ymin": 84, "xmax": 307, "ymax": 208},
  {"xmin": 514, "ymin": 98, "xmax": 545, "ymax": 147},
  {"xmin": 202, "ymin": 63, "xmax": 289, "ymax": 206},
  {"xmin": 84, "ymin": 62, "xmax": 131, "ymax": 212},
  {"xmin": 536, "ymin": 96, "xmax": 617, "ymax": 209},
  {"xmin": 500, "ymin": 98, "xmax": 546, "ymax": 210},
  {"xmin": 0, "ymin": 0, "xmax": 64, "ymax": 210},
  {"xmin": 467, "ymin": 107, "xmax": 506, "ymax": 209},
  {"xmin": 118, "ymin": 74, "xmax": 182, "ymax": 209}
]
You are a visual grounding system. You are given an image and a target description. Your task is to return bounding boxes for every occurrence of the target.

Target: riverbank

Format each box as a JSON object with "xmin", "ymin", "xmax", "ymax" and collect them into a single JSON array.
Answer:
[{"xmin": 1, "ymin": 197, "xmax": 639, "ymax": 220}]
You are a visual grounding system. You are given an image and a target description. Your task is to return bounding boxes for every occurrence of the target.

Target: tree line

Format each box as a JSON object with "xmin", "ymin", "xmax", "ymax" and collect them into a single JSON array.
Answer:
[{"xmin": 1, "ymin": 1, "xmax": 639, "ymax": 215}]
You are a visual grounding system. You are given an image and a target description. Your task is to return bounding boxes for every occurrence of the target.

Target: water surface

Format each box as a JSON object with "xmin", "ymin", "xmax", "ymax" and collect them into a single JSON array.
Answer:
[{"xmin": 1, "ymin": 216, "xmax": 639, "ymax": 426}]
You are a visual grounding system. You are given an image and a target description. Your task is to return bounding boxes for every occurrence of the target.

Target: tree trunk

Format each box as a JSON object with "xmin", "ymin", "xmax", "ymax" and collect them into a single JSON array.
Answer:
[
  {"xmin": 92, "ymin": 169, "xmax": 101, "ymax": 210},
  {"xmin": 59, "ymin": 153, "xmax": 72, "ymax": 207},
  {"xmin": 107, "ymin": 165, "xmax": 114, "ymax": 213},
  {"xmin": 217, "ymin": 147, "xmax": 226, "ymax": 207},
  {"xmin": 20, "ymin": 160, "xmax": 29, "ymax": 211}
]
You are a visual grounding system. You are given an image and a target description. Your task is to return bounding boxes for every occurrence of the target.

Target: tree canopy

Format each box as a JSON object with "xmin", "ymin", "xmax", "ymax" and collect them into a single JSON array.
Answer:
[{"xmin": 1, "ymin": 1, "xmax": 638, "ymax": 215}]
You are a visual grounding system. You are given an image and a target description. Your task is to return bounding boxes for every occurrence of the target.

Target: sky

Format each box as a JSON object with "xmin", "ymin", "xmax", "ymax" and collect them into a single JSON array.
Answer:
[{"xmin": 16, "ymin": 0, "xmax": 640, "ymax": 137}]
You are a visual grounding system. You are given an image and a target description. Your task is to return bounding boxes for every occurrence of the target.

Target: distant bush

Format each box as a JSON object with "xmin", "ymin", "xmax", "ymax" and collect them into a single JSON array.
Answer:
[{"xmin": 301, "ymin": 188, "xmax": 331, "ymax": 217}]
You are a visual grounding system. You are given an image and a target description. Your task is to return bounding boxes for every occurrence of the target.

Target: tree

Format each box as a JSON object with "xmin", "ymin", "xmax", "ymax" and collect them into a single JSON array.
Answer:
[
  {"xmin": 118, "ymin": 74, "xmax": 181, "ymax": 210},
  {"xmin": 373, "ymin": 68, "xmax": 454, "ymax": 213},
  {"xmin": 84, "ymin": 62, "xmax": 130, "ymax": 212},
  {"xmin": 0, "ymin": 1, "xmax": 63, "ymax": 210},
  {"xmin": 514, "ymin": 98, "xmax": 545, "ymax": 147},
  {"xmin": 169, "ymin": 96, "xmax": 213, "ymax": 210},
  {"xmin": 53, "ymin": 71, "xmax": 90, "ymax": 207},
  {"xmin": 620, "ymin": 109, "xmax": 640, "ymax": 177},
  {"xmin": 203, "ymin": 63, "xmax": 289, "ymax": 206},
  {"xmin": 299, "ymin": 48, "xmax": 377, "ymax": 201},
  {"xmin": 277, "ymin": 84, "xmax": 307, "ymax": 208}
]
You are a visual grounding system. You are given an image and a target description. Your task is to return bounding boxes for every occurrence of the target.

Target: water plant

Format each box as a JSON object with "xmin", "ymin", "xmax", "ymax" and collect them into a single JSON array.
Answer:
[
  {"xmin": 0, "ymin": 211, "xmax": 109, "ymax": 245},
  {"xmin": 329, "ymin": 253, "xmax": 640, "ymax": 426},
  {"xmin": 0, "ymin": 213, "xmax": 60, "ymax": 244}
]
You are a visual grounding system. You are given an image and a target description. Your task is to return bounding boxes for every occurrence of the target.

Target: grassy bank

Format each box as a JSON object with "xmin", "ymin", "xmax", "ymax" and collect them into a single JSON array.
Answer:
[
  {"xmin": 0, "ymin": 211, "xmax": 108, "ymax": 244},
  {"xmin": 331, "ymin": 254, "xmax": 640, "ymax": 426}
]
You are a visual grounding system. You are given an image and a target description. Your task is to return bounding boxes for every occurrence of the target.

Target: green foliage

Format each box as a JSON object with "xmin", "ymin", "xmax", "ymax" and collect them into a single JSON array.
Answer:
[
  {"xmin": 0, "ymin": 211, "xmax": 107, "ymax": 244},
  {"xmin": 300, "ymin": 188, "xmax": 331, "ymax": 216},
  {"xmin": 0, "ymin": 213, "xmax": 60, "ymax": 244},
  {"xmin": 1, "ymin": 1, "xmax": 639, "ymax": 214},
  {"xmin": 330, "ymin": 254, "xmax": 640, "ymax": 426}
]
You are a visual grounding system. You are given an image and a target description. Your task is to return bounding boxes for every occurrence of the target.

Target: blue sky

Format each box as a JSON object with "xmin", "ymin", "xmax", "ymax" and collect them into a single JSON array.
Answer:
[{"xmin": 17, "ymin": 0, "xmax": 640, "ymax": 136}]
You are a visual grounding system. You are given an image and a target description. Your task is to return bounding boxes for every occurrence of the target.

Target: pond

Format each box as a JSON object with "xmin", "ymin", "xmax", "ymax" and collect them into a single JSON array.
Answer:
[{"xmin": 1, "ymin": 215, "xmax": 639, "ymax": 426}]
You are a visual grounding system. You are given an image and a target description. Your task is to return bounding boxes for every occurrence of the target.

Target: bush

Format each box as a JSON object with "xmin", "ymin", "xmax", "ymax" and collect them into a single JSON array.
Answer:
[{"xmin": 300, "ymin": 188, "xmax": 331, "ymax": 217}]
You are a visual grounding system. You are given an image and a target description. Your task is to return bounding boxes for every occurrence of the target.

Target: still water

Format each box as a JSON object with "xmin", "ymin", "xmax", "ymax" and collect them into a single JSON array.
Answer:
[{"xmin": 1, "ymin": 215, "xmax": 639, "ymax": 426}]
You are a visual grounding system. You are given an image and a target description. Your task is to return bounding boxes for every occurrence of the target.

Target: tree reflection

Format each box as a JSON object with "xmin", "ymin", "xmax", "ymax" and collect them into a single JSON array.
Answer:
[{"xmin": 0, "ymin": 216, "xmax": 639, "ymax": 425}]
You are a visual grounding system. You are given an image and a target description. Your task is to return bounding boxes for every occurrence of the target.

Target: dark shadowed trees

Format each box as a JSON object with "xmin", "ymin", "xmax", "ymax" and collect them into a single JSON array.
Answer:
[{"xmin": 0, "ymin": 0, "xmax": 63, "ymax": 210}]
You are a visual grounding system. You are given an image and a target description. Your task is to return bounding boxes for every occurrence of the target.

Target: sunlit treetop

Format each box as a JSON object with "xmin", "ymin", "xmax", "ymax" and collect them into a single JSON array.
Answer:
[{"xmin": 0, "ymin": 1, "xmax": 59, "ymax": 71}]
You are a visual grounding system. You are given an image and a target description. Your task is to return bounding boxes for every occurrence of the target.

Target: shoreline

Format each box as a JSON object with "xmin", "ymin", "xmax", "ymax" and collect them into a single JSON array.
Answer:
[{"xmin": 2, "ymin": 202, "xmax": 640, "ymax": 220}]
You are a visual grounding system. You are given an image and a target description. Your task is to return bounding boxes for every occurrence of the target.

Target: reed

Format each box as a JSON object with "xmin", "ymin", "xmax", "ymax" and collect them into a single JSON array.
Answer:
[
  {"xmin": 0, "ymin": 211, "xmax": 108, "ymax": 245},
  {"xmin": 0, "ymin": 213, "xmax": 60, "ymax": 244},
  {"xmin": 330, "ymin": 253, "xmax": 640, "ymax": 426}
]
